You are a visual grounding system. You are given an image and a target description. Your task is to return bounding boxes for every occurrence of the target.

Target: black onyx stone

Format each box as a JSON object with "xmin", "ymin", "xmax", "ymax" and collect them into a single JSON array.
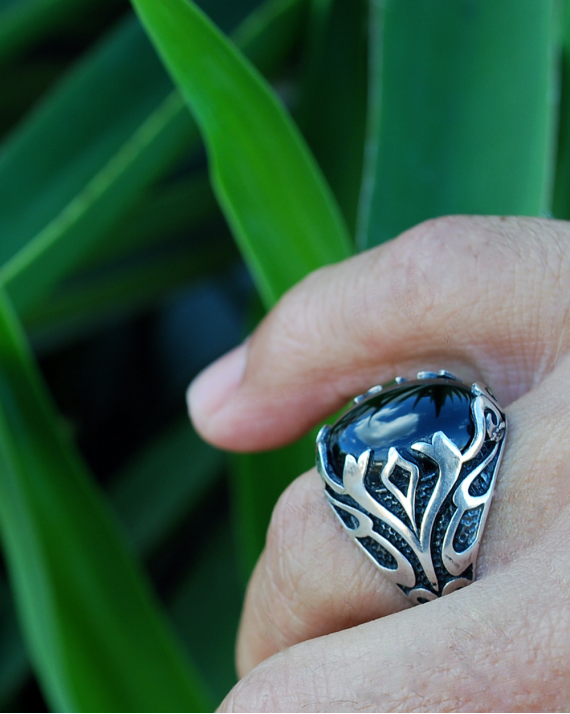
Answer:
[{"xmin": 328, "ymin": 379, "xmax": 474, "ymax": 478}]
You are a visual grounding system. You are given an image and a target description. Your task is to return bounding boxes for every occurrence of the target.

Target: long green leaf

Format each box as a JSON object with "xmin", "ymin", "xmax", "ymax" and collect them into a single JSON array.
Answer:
[
  {"xmin": 359, "ymin": 0, "xmax": 558, "ymax": 249},
  {"xmin": 296, "ymin": 0, "xmax": 368, "ymax": 237},
  {"xmin": 0, "ymin": 291, "xmax": 211, "ymax": 711},
  {"xmin": 0, "ymin": 61, "xmax": 63, "ymax": 137},
  {"xmin": 0, "ymin": 580, "xmax": 28, "ymax": 707},
  {"xmin": 24, "ymin": 234, "xmax": 236, "ymax": 346},
  {"xmin": 0, "ymin": 15, "xmax": 192, "ymax": 315},
  {"xmin": 110, "ymin": 420, "xmax": 224, "ymax": 556},
  {"xmin": 124, "ymin": 0, "xmax": 349, "ymax": 585},
  {"xmin": 0, "ymin": 16, "xmax": 173, "ymax": 266},
  {"xmin": 169, "ymin": 523, "xmax": 243, "ymax": 706},
  {"xmin": 79, "ymin": 174, "xmax": 218, "ymax": 269},
  {"xmin": 0, "ymin": 417, "xmax": 226, "ymax": 708},
  {"xmin": 0, "ymin": 0, "xmax": 307, "ymax": 317},
  {"xmin": 131, "ymin": 0, "xmax": 352, "ymax": 307},
  {"xmin": 552, "ymin": 0, "xmax": 570, "ymax": 219},
  {"xmin": 0, "ymin": 0, "xmax": 99, "ymax": 65}
]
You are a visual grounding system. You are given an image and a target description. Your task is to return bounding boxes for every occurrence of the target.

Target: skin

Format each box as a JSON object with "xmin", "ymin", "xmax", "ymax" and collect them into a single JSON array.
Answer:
[{"xmin": 188, "ymin": 216, "xmax": 570, "ymax": 712}]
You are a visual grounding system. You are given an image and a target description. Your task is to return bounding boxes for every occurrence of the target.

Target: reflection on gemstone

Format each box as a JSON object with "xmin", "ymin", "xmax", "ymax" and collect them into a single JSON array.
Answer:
[
  {"xmin": 328, "ymin": 379, "xmax": 474, "ymax": 477},
  {"xmin": 355, "ymin": 411, "xmax": 420, "ymax": 444}
]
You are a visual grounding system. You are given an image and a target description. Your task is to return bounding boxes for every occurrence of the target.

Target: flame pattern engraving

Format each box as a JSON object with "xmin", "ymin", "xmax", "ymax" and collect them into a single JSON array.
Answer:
[{"xmin": 317, "ymin": 376, "xmax": 506, "ymax": 604}]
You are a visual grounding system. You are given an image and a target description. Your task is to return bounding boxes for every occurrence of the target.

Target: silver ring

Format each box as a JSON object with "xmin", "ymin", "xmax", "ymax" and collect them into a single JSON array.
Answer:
[{"xmin": 316, "ymin": 371, "xmax": 506, "ymax": 605}]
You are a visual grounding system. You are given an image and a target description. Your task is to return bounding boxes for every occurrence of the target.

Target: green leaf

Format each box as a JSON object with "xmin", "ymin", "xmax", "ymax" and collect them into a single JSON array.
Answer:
[
  {"xmin": 360, "ymin": 0, "xmax": 559, "ymax": 249},
  {"xmin": 0, "ymin": 290, "xmax": 211, "ymax": 711},
  {"xmin": 0, "ymin": 61, "xmax": 63, "ymax": 137},
  {"xmin": 0, "ymin": 15, "xmax": 170, "ymax": 271},
  {"xmin": 0, "ymin": 15, "xmax": 195, "ymax": 315},
  {"xmin": 110, "ymin": 420, "xmax": 224, "ymax": 556},
  {"xmin": 552, "ymin": 0, "xmax": 570, "ymax": 219},
  {"xmin": 296, "ymin": 0, "xmax": 368, "ymax": 237},
  {"xmin": 24, "ymin": 233, "xmax": 236, "ymax": 346},
  {"xmin": 169, "ymin": 523, "xmax": 243, "ymax": 705},
  {"xmin": 131, "ymin": 0, "xmax": 352, "ymax": 307},
  {"xmin": 79, "ymin": 174, "xmax": 218, "ymax": 268},
  {"xmin": 0, "ymin": 417, "xmax": 227, "ymax": 708},
  {"xmin": 0, "ymin": 0, "xmax": 307, "ymax": 317},
  {"xmin": 0, "ymin": 0, "xmax": 99, "ymax": 65},
  {"xmin": 0, "ymin": 580, "xmax": 28, "ymax": 707}
]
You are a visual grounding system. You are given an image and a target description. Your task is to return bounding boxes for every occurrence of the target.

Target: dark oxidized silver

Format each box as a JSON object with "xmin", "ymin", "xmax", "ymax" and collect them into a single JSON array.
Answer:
[{"xmin": 316, "ymin": 371, "xmax": 506, "ymax": 605}]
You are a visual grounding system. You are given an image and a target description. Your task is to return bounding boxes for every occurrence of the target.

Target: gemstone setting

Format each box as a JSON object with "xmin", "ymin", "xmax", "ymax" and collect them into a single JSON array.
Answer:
[{"xmin": 316, "ymin": 372, "xmax": 507, "ymax": 604}]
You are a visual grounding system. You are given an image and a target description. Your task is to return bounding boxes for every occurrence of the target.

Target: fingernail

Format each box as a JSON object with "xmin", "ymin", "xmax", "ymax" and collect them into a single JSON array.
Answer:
[{"xmin": 187, "ymin": 342, "xmax": 248, "ymax": 421}]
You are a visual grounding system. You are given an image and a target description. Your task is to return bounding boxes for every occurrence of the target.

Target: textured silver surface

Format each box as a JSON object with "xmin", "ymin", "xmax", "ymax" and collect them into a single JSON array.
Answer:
[{"xmin": 317, "ymin": 371, "xmax": 506, "ymax": 604}]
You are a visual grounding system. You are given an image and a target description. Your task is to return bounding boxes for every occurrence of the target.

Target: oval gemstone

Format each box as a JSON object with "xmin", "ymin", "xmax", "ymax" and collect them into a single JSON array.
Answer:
[{"xmin": 328, "ymin": 378, "xmax": 474, "ymax": 477}]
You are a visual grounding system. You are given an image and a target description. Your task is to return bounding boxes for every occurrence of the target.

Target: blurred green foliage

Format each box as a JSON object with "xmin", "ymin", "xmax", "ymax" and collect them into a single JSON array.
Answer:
[{"xmin": 0, "ymin": 0, "xmax": 565, "ymax": 710}]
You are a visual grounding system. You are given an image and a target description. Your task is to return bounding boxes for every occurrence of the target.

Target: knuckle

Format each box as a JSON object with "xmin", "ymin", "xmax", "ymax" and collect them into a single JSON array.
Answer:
[
  {"xmin": 364, "ymin": 216, "xmax": 472, "ymax": 341},
  {"xmin": 270, "ymin": 265, "xmax": 334, "ymax": 347},
  {"xmin": 261, "ymin": 475, "xmax": 323, "ymax": 629},
  {"xmin": 366, "ymin": 215, "xmax": 570, "ymax": 369},
  {"xmin": 266, "ymin": 475, "xmax": 317, "ymax": 559},
  {"xmin": 262, "ymin": 472, "xmax": 369, "ymax": 642}
]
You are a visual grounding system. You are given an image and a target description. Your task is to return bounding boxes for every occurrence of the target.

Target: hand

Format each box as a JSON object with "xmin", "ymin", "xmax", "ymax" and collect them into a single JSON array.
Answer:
[{"xmin": 189, "ymin": 216, "xmax": 570, "ymax": 712}]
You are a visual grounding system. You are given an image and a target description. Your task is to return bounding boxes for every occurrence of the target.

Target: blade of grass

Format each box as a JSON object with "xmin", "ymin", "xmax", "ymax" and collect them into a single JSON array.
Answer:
[
  {"xmin": 131, "ymin": 0, "xmax": 352, "ymax": 308},
  {"xmin": 0, "ymin": 290, "xmax": 212, "ymax": 711},
  {"xmin": 3, "ymin": 91, "xmax": 197, "ymax": 317},
  {"xmin": 0, "ymin": 0, "xmax": 308, "ymax": 317},
  {"xmin": 0, "ymin": 15, "xmax": 172, "ymax": 268},
  {"xmin": 359, "ymin": 0, "xmax": 559, "ymax": 249}
]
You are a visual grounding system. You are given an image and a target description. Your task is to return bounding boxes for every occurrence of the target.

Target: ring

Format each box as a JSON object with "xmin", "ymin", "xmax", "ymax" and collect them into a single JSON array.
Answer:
[{"xmin": 316, "ymin": 371, "xmax": 506, "ymax": 605}]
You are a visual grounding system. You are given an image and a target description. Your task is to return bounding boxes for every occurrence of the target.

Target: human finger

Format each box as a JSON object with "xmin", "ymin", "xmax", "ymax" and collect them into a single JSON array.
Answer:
[
  {"xmin": 221, "ymin": 544, "xmax": 570, "ymax": 713},
  {"xmin": 236, "ymin": 354, "xmax": 570, "ymax": 677},
  {"xmin": 235, "ymin": 467, "xmax": 411, "ymax": 677},
  {"xmin": 188, "ymin": 216, "xmax": 570, "ymax": 452}
]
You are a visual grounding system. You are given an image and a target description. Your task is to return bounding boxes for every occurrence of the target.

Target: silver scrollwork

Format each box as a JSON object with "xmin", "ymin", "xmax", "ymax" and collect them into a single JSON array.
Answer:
[{"xmin": 316, "ymin": 372, "xmax": 506, "ymax": 603}]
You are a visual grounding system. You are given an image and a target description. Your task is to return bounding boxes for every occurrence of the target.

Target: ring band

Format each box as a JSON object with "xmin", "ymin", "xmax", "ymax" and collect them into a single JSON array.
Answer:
[{"xmin": 316, "ymin": 371, "xmax": 506, "ymax": 605}]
